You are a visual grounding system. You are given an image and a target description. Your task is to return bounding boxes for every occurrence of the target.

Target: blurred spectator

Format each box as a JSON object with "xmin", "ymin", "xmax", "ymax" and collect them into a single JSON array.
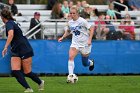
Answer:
[
  {"xmin": 51, "ymin": 2, "xmax": 64, "ymax": 19},
  {"xmin": 8, "ymin": 0, "xmax": 18, "ymax": 16},
  {"xmin": 114, "ymin": 0, "xmax": 130, "ymax": 19},
  {"xmin": 68, "ymin": 0, "xmax": 73, "ymax": 9},
  {"xmin": 76, "ymin": 1, "xmax": 83, "ymax": 13},
  {"xmin": 105, "ymin": 15, "xmax": 116, "ymax": 32},
  {"xmin": 61, "ymin": 0, "xmax": 70, "ymax": 19},
  {"xmin": 47, "ymin": 0, "xmax": 58, "ymax": 10},
  {"xmin": 119, "ymin": 14, "xmax": 135, "ymax": 40},
  {"xmin": 94, "ymin": 13, "xmax": 109, "ymax": 40},
  {"xmin": 106, "ymin": 3, "xmax": 117, "ymax": 20},
  {"xmin": 81, "ymin": 0, "xmax": 87, "ymax": 8},
  {"xmin": 105, "ymin": 15, "xmax": 123, "ymax": 40},
  {"xmin": 66, "ymin": 13, "xmax": 72, "ymax": 20},
  {"xmin": 0, "ymin": 1, "xmax": 4, "ymax": 11},
  {"xmin": 29, "ymin": 12, "xmax": 41, "ymax": 39},
  {"xmin": 90, "ymin": 7, "xmax": 99, "ymax": 19},
  {"xmin": 0, "ymin": 0, "xmax": 4, "ymax": 10},
  {"xmin": 128, "ymin": 0, "xmax": 140, "ymax": 10},
  {"xmin": 81, "ymin": 0, "xmax": 87, "ymax": 11},
  {"xmin": 80, "ymin": 4, "xmax": 90, "ymax": 19},
  {"xmin": 80, "ymin": 4, "xmax": 99, "ymax": 20},
  {"xmin": 108, "ymin": 0, "xmax": 115, "ymax": 3}
]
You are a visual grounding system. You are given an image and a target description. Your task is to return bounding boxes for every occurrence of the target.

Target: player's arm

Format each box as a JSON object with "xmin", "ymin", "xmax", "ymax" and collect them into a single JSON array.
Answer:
[
  {"xmin": 58, "ymin": 30, "xmax": 71, "ymax": 42},
  {"xmin": 2, "ymin": 30, "xmax": 14, "ymax": 57},
  {"xmin": 84, "ymin": 19, "xmax": 94, "ymax": 45},
  {"xmin": 58, "ymin": 23, "xmax": 71, "ymax": 42},
  {"xmin": 88, "ymin": 26, "xmax": 94, "ymax": 45}
]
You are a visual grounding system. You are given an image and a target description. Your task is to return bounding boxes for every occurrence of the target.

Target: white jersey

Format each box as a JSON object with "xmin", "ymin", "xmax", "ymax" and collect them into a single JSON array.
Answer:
[{"xmin": 67, "ymin": 17, "xmax": 91, "ymax": 47}]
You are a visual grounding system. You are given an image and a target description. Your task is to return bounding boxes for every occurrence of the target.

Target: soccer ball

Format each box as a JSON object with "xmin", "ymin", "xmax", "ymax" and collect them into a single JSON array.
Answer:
[{"xmin": 67, "ymin": 74, "xmax": 78, "ymax": 83}]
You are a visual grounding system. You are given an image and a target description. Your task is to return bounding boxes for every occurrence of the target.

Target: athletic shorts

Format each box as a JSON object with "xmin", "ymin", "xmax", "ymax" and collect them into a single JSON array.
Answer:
[
  {"xmin": 70, "ymin": 43, "xmax": 92, "ymax": 54},
  {"xmin": 11, "ymin": 43, "xmax": 34, "ymax": 59}
]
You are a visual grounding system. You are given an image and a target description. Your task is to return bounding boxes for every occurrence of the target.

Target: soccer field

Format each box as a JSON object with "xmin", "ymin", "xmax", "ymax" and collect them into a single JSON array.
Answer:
[{"xmin": 0, "ymin": 76, "xmax": 140, "ymax": 93}]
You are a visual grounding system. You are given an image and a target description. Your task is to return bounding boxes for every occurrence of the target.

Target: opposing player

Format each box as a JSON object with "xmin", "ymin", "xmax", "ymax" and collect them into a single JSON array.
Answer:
[
  {"xmin": 58, "ymin": 6, "xmax": 94, "ymax": 76},
  {"xmin": 1, "ymin": 9, "xmax": 44, "ymax": 92}
]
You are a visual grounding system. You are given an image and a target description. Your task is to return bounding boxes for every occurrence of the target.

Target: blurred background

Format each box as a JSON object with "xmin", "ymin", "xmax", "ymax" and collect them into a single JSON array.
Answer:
[{"xmin": 1, "ymin": 0, "xmax": 108, "ymax": 4}]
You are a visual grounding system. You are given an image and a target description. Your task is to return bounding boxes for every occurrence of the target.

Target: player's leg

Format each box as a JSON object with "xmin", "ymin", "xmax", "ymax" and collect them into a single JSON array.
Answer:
[
  {"xmin": 11, "ymin": 57, "xmax": 31, "ymax": 90},
  {"xmin": 81, "ymin": 54, "xmax": 90, "ymax": 67},
  {"xmin": 68, "ymin": 47, "xmax": 79, "ymax": 74},
  {"xmin": 80, "ymin": 46, "xmax": 94, "ymax": 71},
  {"xmin": 22, "ymin": 57, "xmax": 44, "ymax": 90},
  {"xmin": 81, "ymin": 54, "xmax": 94, "ymax": 71}
]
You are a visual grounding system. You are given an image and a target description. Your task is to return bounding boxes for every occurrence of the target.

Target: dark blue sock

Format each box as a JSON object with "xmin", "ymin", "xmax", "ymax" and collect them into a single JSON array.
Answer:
[
  {"xmin": 12, "ymin": 70, "xmax": 30, "ymax": 89},
  {"xmin": 82, "ymin": 56, "xmax": 90, "ymax": 67},
  {"xmin": 25, "ymin": 72, "xmax": 41, "ymax": 85}
]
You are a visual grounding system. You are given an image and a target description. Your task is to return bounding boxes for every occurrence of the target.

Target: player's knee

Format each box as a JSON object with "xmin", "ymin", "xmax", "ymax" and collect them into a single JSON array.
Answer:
[{"xmin": 22, "ymin": 66, "xmax": 32, "ymax": 74}]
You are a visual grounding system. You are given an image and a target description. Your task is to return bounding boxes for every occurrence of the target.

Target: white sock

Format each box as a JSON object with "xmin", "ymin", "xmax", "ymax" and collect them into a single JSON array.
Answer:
[
  {"xmin": 89, "ymin": 59, "xmax": 93, "ymax": 66},
  {"xmin": 68, "ymin": 60, "xmax": 74, "ymax": 74}
]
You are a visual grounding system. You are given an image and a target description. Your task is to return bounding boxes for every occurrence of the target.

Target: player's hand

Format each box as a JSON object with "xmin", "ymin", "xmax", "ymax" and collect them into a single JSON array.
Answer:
[
  {"xmin": 88, "ymin": 39, "xmax": 92, "ymax": 46},
  {"xmin": 58, "ymin": 37, "xmax": 63, "ymax": 42},
  {"xmin": 2, "ymin": 47, "xmax": 7, "ymax": 57}
]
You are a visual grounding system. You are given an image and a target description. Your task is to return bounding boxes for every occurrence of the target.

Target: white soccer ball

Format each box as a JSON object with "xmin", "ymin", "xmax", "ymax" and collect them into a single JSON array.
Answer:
[{"xmin": 67, "ymin": 74, "xmax": 78, "ymax": 83}]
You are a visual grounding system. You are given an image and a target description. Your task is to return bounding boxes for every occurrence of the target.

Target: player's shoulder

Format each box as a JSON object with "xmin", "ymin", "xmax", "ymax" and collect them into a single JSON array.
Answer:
[
  {"xmin": 78, "ymin": 17, "xmax": 88, "ymax": 23},
  {"xmin": 79, "ymin": 17, "xmax": 85, "ymax": 20},
  {"xmin": 67, "ymin": 19, "xmax": 74, "ymax": 26},
  {"xmin": 68, "ymin": 19, "xmax": 74, "ymax": 23},
  {"xmin": 79, "ymin": 17, "xmax": 86, "ymax": 20},
  {"xmin": 6, "ymin": 20, "xmax": 13, "ymax": 24},
  {"xmin": 6, "ymin": 20, "xmax": 15, "ymax": 27},
  {"xmin": 68, "ymin": 17, "xmax": 87, "ymax": 25}
]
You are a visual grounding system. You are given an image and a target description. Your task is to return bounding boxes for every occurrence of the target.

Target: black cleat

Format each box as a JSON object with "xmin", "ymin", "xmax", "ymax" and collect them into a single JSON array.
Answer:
[{"xmin": 89, "ymin": 59, "xmax": 94, "ymax": 71}]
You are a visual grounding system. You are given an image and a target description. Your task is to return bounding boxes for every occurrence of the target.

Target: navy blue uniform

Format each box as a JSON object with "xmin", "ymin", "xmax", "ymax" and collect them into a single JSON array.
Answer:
[{"xmin": 6, "ymin": 20, "xmax": 34, "ymax": 59}]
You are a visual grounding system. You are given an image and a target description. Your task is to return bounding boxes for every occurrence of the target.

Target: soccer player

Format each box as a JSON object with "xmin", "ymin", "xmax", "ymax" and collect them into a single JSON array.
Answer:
[
  {"xmin": 58, "ymin": 6, "xmax": 94, "ymax": 76},
  {"xmin": 1, "ymin": 9, "xmax": 44, "ymax": 92}
]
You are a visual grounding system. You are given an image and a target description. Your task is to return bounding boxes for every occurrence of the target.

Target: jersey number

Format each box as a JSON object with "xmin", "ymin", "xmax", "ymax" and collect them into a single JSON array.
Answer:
[{"xmin": 73, "ymin": 30, "xmax": 80, "ymax": 36}]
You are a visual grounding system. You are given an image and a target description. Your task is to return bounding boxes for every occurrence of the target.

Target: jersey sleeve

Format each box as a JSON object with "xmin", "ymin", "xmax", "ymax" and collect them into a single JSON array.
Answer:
[
  {"xmin": 6, "ymin": 22, "xmax": 14, "ymax": 32},
  {"xmin": 83, "ymin": 19, "xmax": 91, "ymax": 30},
  {"xmin": 64, "ymin": 22, "xmax": 70, "ymax": 31}
]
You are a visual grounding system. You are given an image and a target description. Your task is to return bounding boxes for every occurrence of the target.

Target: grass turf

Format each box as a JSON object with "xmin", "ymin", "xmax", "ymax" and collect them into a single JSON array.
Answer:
[{"xmin": 0, "ymin": 76, "xmax": 140, "ymax": 93}]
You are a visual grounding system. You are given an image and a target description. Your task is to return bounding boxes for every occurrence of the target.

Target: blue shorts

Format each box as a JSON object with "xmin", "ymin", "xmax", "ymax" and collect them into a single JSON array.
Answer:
[{"xmin": 11, "ymin": 43, "xmax": 34, "ymax": 59}]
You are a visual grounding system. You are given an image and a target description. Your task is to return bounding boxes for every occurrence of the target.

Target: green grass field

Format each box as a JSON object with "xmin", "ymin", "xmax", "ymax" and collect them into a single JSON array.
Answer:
[{"xmin": 0, "ymin": 76, "xmax": 140, "ymax": 93}]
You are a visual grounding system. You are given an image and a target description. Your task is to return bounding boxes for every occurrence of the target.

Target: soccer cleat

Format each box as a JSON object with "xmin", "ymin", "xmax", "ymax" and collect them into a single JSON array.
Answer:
[
  {"xmin": 38, "ymin": 80, "xmax": 45, "ymax": 90},
  {"xmin": 89, "ymin": 59, "xmax": 94, "ymax": 71},
  {"xmin": 24, "ymin": 88, "xmax": 33, "ymax": 92}
]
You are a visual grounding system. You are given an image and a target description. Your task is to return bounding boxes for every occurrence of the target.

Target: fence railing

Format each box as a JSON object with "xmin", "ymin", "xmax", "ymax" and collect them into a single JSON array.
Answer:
[
  {"xmin": 0, "ymin": 23, "xmax": 5, "ymax": 39},
  {"xmin": 0, "ymin": 2, "xmax": 11, "ymax": 11},
  {"xmin": 25, "ymin": 19, "xmax": 140, "ymax": 40},
  {"xmin": 24, "ymin": 20, "xmax": 46, "ymax": 39},
  {"xmin": 112, "ymin": 1, "xmax": 129, "ymax": 15},
  {"xmin": 0, "ymin": 19, "xmax": 140, "ymax": 40}
]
